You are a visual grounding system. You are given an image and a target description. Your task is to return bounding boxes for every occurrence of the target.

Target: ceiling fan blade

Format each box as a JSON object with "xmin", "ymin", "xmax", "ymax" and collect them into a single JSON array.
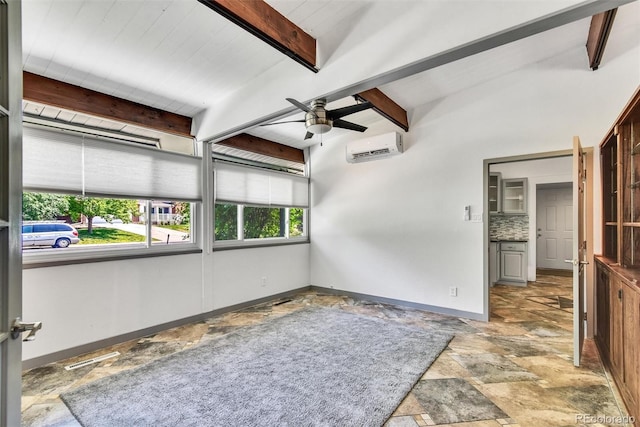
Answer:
[
  {"xmin": 304, "ymin": 131, "xmax": 314, "ymax": 140},
  {"xmin": 333, "ymin": 119, "xmax": 367, "ymax": 132},
  {"xmin": 260, "ymin": 119, "xmax": 305, "ymax": 126},
  {"xmin": 327, "ymin": 102, "xmax": 372, "ymax": 120},
  {"xmin": 286, "ymin": 98, "xmax": 311, "ymax": 113}
]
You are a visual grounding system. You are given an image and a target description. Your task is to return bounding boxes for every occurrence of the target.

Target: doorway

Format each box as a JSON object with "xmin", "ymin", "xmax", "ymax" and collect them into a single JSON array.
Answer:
[{"xmin": 484, "ymin": 148, "xmax": 594, "ymax": 362}]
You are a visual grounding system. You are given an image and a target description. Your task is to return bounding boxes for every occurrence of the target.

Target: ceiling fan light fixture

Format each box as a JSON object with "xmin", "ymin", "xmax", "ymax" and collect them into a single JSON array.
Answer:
[{"xmin": 306, "ymin": 118, "xmax": 332, "ymax": 134}]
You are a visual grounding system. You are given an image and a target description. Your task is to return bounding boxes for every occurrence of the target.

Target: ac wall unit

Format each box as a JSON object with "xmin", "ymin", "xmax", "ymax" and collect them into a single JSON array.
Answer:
[{"xmin": 346, "ymin": 131, "xmax": 403, "ymax": 163}]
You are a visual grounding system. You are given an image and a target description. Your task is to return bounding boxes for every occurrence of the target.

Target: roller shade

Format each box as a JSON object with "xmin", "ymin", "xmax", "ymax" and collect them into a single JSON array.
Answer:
[
  {"xmin": 23, "ymin": 125, "xmax": 202, "ymax": 201},
  {"xmin": 214, "ymin": 161, "xmax": 309, "ymax": 208}
]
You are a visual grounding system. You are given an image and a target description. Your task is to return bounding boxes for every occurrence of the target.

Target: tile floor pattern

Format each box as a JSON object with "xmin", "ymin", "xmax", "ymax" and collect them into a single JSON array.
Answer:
[{"xmin": 21, "ymin": 273, "xmax": 634, "ymax": 427}]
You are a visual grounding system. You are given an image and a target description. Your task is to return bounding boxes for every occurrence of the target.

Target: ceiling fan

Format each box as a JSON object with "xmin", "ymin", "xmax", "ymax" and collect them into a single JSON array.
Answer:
[{"xmin": 263, "ymin": 98, "xmax": 373, "ymax": 140}]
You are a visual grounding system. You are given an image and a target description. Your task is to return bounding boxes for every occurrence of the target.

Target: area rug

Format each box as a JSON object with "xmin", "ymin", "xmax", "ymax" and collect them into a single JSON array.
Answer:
[{"xmin": 61, "ymin": 306, "xmax": 453, "ymax": 427}]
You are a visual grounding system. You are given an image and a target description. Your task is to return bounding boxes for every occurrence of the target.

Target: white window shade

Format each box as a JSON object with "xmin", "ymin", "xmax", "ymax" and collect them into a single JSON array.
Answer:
[
  {"xmin": 22, "ymin": 126, "xmax": 85, "ymax": 194},
  {"xmin": 23, "ymin": 125, "xmax": 202, "ymax": 201},
  {"xmin": 215, "ymin": 161, "xmax": 309, "ymax": 208}
]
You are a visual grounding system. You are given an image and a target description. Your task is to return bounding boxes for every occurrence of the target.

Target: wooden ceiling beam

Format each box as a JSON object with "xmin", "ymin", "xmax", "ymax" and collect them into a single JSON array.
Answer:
[
  {"xmin": 198, "ymin": 0, "xmax": 317, "ymax": 72},
  {"xmin": 586, "ymin": 9, "xmax": 617, "ymax": 70},
  {"xmin": 217, "ymin": 133, "xmax": 305, "ymax": 164},
  {"xmin": 22, "ymin": 72, "xmax": 193, "ymax": 137},
  {"xmin": 355, "ymin": 88, "xmax": 409, "ymax": 132}
]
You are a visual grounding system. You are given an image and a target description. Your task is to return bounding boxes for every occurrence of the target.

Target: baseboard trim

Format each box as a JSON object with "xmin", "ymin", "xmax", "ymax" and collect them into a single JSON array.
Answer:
[
  {"xmin": 22, "ymin": 286, "xmax": 310, "ymax": 371},
  {"xmin": 310, "ymin": 286, "xmax": 485, "ymax": 321},
  {"xmin": 23, "ymin": 284, "xmax": 486, "ymax": 370}
]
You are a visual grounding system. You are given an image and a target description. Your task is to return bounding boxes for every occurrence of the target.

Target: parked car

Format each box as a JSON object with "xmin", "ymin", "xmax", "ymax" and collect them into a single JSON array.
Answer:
[{"xmin": 22, "ymin": 223, "xmax": 80, "ymax": 248}]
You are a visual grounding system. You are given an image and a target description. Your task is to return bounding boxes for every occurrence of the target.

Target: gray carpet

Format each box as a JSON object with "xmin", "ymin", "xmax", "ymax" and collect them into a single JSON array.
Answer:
[{"xmin": 61, "ymin": 307, "xmax": 453, "ymax": 427}]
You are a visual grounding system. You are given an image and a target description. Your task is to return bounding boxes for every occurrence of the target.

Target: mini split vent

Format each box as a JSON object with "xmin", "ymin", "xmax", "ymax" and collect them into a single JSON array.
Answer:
[{"xmin": 346, "ymin": 132, "xmax": 403, "ymax": 163}]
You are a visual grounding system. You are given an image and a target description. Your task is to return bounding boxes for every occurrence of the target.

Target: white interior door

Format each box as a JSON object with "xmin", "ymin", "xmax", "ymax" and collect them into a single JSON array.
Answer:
[
  {"xmin": 536, "ymin": 186, "xmax": 573, "ymax": 270},
  {"xmin": 571, "ymin": 137, "xmax": 586, "ymax": 367},
  {"xmin": 1, "ymin": 1, "xmax": 23, "ymax": 425}
]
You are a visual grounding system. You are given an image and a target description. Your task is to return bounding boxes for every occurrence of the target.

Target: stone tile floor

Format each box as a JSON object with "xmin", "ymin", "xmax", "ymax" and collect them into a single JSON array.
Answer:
[{"xmin": 21, "ymin": 273, "xmax": 634, "ymax": 426}]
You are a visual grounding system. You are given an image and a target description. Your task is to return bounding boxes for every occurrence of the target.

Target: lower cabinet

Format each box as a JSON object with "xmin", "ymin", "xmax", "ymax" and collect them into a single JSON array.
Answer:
[
  {"xmin": 595, "ymin": 258, "xmax": 640, "ymax": 422},
  {"xmin": 498, "ymin": 242, "xmax": 527, "ymax": 285}
]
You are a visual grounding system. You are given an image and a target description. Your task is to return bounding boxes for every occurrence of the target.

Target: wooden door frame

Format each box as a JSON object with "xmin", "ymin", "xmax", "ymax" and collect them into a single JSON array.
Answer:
[{"xmin": 483, "ymin": 148, "xmax": 594, "ymax": 338}]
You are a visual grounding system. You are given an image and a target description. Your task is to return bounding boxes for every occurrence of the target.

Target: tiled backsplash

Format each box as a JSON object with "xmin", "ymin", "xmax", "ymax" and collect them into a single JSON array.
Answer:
[{"xmin": 490, "ymin": 215, "xmax": 529, "ymax": 241}]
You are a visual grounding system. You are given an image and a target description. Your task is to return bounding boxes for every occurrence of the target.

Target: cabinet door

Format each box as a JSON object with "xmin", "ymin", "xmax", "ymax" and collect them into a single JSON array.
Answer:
[
  {"xmin": 595, "ymin": 264, "xmax": 610, "ymax": 355},
  {"xmin": 622, "ymin": 285, "xmax": 639, "ymax": 416},
  {"xmin": 489, "ymin": 242, "xmax": 498, "ymax": 285},
  {"xmin": 610, "ymin": 276, "xmax": 625, "ymax": 375},
  {"xmin": 489, "ymin": 173, "xmax": 501, "ymax": 214},
  {"xmin": 502, "ymin": 178, "xmax": 528, "ymax": 214},
  {"xmin": 500, "ymin": 251, "xmax": 525, "ymax": 283}
]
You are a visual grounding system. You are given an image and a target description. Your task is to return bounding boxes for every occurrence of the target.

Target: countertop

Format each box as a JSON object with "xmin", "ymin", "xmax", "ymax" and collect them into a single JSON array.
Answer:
[{"xmin": 490, "ymin": 239, "xmax": 528, "ymax": 242}]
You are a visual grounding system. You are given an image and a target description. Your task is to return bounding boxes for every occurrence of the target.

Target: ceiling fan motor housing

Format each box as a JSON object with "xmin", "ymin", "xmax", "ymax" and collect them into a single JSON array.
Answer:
[{"xmin": 306, "ymin": 98, "xmax": 332, "ymax": 134}]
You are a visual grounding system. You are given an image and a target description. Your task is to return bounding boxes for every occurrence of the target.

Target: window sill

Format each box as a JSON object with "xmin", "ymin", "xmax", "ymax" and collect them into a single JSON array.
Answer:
[
  {"xmin": 213, "ymin": 237, "xmax": 309, "ymax": 251},
  {"xmin": 22, "ymin": 244, "xmax": 202, "ymax": 269}
]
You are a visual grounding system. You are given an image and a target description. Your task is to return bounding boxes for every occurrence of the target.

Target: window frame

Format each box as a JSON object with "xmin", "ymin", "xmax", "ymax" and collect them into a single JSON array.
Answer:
[
  {"xmin": 22, "ymin": 196, "xmax": 201, "ymax": 268},
  {"xmin": 21, "ymin": 122, "xmax": 204, "ymax": 268},
  {"xmin": 212, "ymin": 158, "xmax": 310, "ymax": 250}
]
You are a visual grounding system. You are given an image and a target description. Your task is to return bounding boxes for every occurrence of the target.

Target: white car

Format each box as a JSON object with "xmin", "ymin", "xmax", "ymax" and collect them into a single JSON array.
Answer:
[{"xmin": 22, "ymin": 223, "xmax": 80, "ymax": 248}]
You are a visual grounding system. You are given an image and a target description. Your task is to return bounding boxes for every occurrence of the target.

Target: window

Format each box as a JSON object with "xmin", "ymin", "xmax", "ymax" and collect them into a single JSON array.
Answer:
[
  {"xmin": 213, "ymin": 161, "xmax": 308, "ymax": 247},
  {"xmin": 22, "ymin": 125, "xmax": 202, "ymax": 262}
]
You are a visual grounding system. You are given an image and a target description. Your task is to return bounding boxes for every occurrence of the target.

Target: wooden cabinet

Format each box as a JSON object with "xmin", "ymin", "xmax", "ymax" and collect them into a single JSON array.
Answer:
[
  {"xmin": 596, "ymin": 86, "xmax": 640, "ymax": 423},
  {"xmin": 489, "ymin": 173, "xmax": 501, "ymax": 214},
  {"xmin": 502, "ymin": 178, "xmax": 527, "ymax": 214},
  {"xmin": 498, "ymin": 242, "xmax": 527, "ymax": 285},
  {"xmin": 595, "ymin": 259, "xmax": 640, "ymax": 421}
]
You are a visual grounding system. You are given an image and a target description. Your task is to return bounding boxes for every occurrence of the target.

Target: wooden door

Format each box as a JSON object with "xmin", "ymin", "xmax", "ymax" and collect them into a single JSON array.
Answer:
[
  {"xmin": 572, "ymin": 137, "xmax": 586, "ymax": 366},
  {"xmin": 595, "ymin": 263, "xmax": 610, "ymax": 355},
  {"xmin": 610, "ymin": 276, "xmax": 624, "ymax": 374}
]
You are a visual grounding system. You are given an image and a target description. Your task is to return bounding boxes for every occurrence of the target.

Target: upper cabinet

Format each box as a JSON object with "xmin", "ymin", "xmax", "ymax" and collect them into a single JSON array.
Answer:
[
  {"xmin": 502, "ymin": 178, "xmax": 528, "ymax": 214},
  {"xmin": 601, "ymin": 87, "xmax": 640, "ymax": 266},
  {"xmin": 489, "ymin": 172, "xmax": 502, "ymax": 214}
]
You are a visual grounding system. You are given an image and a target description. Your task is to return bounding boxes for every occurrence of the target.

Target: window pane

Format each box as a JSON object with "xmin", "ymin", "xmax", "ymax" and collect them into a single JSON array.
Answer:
[
  {"xmin": 22, "ymin": 192, "xmax": 145, "ymax": 250},
  {"xmin": 244, "ymin": 206, "xmax": 285, "ymax": 239},
  {"xmin": 215, "ymin": 203, "xmax": 238, "ymax": 241},
  {"xmin": 150, "ymin": 201, "xmax": 193, "ymax": 245},
  {"xmin": 290, "ymin": 208, "xmax": 304, "ymax": 237}
]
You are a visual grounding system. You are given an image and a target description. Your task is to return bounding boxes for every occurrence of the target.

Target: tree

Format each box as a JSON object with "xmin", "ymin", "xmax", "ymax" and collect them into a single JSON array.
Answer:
[
  {"xmin": 244, "ymin": 206, "xmax": 284, "ymax": 238},
  {"xmin": 173, "ymin": 202, "xmax": 191, "ymax": 224},
  {"xmin": 214, "ymin": 204, "xmax": 238, "ymax": 240},
  {"xmin": 22, "ymin": 192, "xmax": 69, "ymax": 221},
  {"xmin": 66, "ymin": 196, "xmax": 137, "ymax": 234}
]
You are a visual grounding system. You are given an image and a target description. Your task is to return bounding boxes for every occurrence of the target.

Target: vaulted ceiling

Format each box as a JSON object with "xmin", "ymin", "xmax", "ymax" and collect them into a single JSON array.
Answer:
[{"xmin": 21, "ymin": 0, "xmax": 640, "ymax": 150}]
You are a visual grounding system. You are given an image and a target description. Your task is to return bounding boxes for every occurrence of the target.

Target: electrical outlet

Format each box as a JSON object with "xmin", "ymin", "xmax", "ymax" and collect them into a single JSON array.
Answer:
[
  {"xmin": 261, "ymin": 277, "xmax": 267, "ymax": 287},
  {"xmin": 449, "ymin": 287, "xmax": 458, "ymax": 297},
  {"xmin": 471, "ymin": 213, "xmax": 483, "ymax": 223}
]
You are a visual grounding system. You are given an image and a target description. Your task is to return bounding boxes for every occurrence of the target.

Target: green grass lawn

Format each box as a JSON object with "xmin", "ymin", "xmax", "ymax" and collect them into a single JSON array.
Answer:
[{"xmin": 78, "ymin": 228, "xmax": 145, "ymax": 244}]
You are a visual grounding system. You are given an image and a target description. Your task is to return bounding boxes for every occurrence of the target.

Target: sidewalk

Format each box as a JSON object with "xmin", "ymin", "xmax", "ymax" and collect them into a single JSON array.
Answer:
[{"xmin": 100, "ymin": 223, "xmax": 189, "ymax": 244}]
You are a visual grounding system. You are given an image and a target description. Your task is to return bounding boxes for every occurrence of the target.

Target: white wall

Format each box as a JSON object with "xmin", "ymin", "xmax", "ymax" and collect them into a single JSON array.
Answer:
[
  {"xmin": 491, "ymin": 157, "xmax": 573, "ymax": 280},
  {"xmin": 22, "ymin": 244, "xmax": 310, "ymax": 362},
  {"xmin": 309, "ymin": 37, "xmax": 639, "ymax": 317}
]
